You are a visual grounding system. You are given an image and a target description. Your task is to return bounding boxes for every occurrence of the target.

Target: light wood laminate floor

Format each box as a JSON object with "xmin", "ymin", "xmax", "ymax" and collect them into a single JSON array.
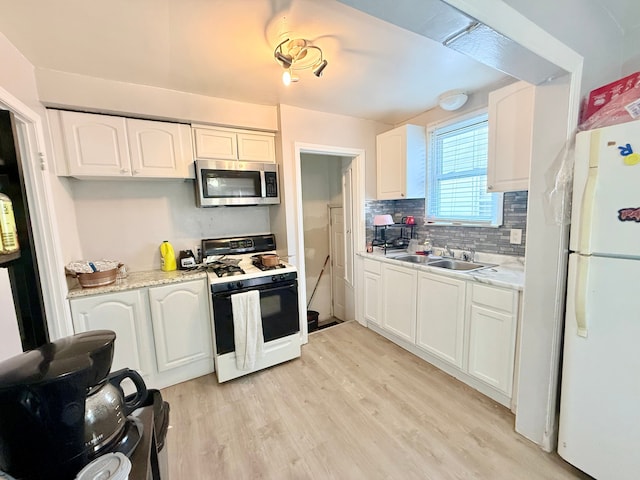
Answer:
[{"xmin": 161, "ymin": 321, "xmax": 590, "ymax": 479}]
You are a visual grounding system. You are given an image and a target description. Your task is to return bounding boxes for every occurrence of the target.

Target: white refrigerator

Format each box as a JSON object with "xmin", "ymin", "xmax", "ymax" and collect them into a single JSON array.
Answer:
[{"xmin": 558, "ymin": 120, "xmax": 640, "ymax": 479}]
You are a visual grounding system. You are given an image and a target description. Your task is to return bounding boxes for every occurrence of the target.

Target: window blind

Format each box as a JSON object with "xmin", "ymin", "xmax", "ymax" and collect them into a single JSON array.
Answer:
[{"xmin": 427, "ymin": 113, "xmax": 501, "ymax": 225}]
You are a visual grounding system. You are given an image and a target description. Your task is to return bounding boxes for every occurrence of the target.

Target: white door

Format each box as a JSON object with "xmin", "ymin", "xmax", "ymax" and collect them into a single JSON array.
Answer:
[
  {"xmin": 60, "ymin": 110, "xmax": 131, "ymax": 176},
  {"xmin": 571, "ymin": 121, "xmax": 640, "ymax": 257},
  {"xmin": 558, "ymin": 254, "xmax": 640, "ymax": 479},
  {"xmin": 70, "ymin": 290, "xmax": 152, "ymax": 379},
  {"xmin": 148, "ymin": 279, "xmax": 212, "ymax": 373},
  {"xmin": 127, "ymin": 118, "xmax": 185, "ymax": 177},
  {"xmin": 416, "ymin": 272, "xmax": 466, "ymax": 367},
  {"xmin": 329, "ymin": 206, "xmax": 345, "ymax": 320},
  {"xmin": 381, "ymin": 264, "xmax": 417, "ymax": 342}
]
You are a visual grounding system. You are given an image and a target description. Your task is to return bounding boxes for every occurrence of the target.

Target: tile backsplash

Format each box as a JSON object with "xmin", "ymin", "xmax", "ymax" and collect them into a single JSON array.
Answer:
[{"xmin": 365, "ymin": 191, "xmax": 528, "ymax": 257}]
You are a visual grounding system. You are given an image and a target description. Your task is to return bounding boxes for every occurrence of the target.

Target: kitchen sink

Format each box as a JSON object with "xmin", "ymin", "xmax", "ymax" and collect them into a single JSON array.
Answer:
[
  {"xmin": 393, "ymin": 254, "xmax": 433, "ymax": 264},
  {"xmin": 427, "ymin": 259, "xmax": 496, "ymax": 272}
]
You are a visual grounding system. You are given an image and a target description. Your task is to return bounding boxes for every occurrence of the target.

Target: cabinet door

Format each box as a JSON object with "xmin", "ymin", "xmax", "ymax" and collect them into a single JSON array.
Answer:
[
  {"xmin": 467, "ymin": 304, "xmax": 516, "ymax": 395},
  {"xmin": 487, "ymin": 81, "xmax": 535, "ymax": 192},
  {"xmin": 193, "ymin": 128, "xmax": 237, "ymax": 160},
  {"xmin": 127, "ymin": 119, "xmax": 191, "ymax": 178},
  {"xmin": 363, "ymin": 271, "xmax": 381, "ymax": 325},
  {"xmin": 60, "ymin": 111, "xmax": 131, "ymax": 176},
  {"xmin": 70, "ymin": 290, "xmax": 152, "ymax": 379},
  {"xmin": 381, "ymin": 264, "xmax": 417, "ymax": 342},
  {"xmin": 148, "ymin": 279, "xmax": 212, "ymax": 373},
  {"xmin": 416, "ymin": 272, "xmax": 466, "ymax": 368},
  {"xmin": 376, "ymin": 127, "xmax": 406, "ymax": 199},
  {"xmin": 237, "ymin": 132, "xmax": 275, "ymax": 162}
]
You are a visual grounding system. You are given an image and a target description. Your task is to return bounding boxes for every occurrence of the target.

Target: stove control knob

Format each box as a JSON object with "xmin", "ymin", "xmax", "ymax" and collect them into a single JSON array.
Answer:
[
  {"xmin": 271, "ymin": 275, "xmax": 277, "ymax": 282},
  {"xmin": 236, "ymin": 281, "xmax": 244, "ymax": 289},
  {"xmin": 279, "ymin": 274, "xmax": 285, "ymax": 281}
]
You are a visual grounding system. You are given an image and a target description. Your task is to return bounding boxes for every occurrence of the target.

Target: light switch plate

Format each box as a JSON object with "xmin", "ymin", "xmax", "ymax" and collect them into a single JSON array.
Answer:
[{"xmin": 510, "ymin": 229, "xmax": 522, "ymax": 245}]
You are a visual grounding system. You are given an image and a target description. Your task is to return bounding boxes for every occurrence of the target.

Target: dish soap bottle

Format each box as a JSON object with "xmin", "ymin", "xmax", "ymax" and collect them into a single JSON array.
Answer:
[
  {"xmin": 422, "ymin": 238, "xmax": 433, "ymax": 256},
  {"xmin": 160, "ymin": 241, "xmax": 177, "ymax": 271}
]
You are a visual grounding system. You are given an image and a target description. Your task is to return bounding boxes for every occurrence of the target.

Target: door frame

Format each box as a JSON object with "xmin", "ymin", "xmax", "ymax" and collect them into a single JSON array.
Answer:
[
  {"xmin": 293, "ymin": 143, "xmax": 365, "ymax": 344},
  {"xmin": 0, "ymin": 86, "xmax": 72, "ymax": 341}
]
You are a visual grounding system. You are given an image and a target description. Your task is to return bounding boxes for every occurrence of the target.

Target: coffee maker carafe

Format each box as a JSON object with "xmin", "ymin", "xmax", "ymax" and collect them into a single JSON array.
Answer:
[{"xmin": 0, "ymin": 330, "xmax": 148, "ymax": 479}]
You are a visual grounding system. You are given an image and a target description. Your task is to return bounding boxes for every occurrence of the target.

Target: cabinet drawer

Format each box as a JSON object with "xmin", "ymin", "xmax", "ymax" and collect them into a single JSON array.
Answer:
[
  {"xmin": 471, "ymin": 283, "xmax": 516, "ymax": 313},
  {"xmin": 363, "ymin": 259, "xmax": 381, "ymax": 275}
]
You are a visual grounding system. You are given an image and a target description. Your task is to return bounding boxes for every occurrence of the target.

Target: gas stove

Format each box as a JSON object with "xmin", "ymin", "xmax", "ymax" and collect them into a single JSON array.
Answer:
[{"xmin": 201, "ymin": 234, "xmax": 296, "ymax": 285}]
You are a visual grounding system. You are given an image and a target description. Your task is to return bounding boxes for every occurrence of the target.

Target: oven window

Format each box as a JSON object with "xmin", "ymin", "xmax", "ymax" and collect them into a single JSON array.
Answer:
[
  {"xmin": 203, "ymin": 170, "xmax": 261, "ymax": 198},
  {"xmin": 212, "ymin": 281, "xmax": 299, "ymax": 355}
]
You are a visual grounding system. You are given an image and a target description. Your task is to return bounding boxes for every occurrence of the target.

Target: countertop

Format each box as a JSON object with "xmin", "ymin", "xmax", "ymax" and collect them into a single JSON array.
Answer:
[
  {"xmin": 67, "ymin": 269, "xmax": 208, "ymax": 298},
  {"xmin": 359, "ymin": 249, "xmax": 525, "ymax": 291}
]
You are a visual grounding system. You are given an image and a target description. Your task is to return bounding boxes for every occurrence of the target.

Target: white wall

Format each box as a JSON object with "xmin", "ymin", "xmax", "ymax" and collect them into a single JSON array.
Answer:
[
  {"xmin": 623, "ymin": 25, "xmax": 640, "ymax": 74},
  {"xmin": 36, "ymin": 69, "xmax": 279, "ymax": 132},
  {"xmin": 274, "ymin": 104, "xmax": 389, "ymax": 262},
  {"xmin": 0, "ymin": 268, "xmax": 22, "ymax": 361},
  {"xmin": 71, "ymin": 180, "xmax": 271, "ymax": 272},
  {"xmin": 502, "ymin": 0, "xmax": 624, "ymax": 93},
  {"xmin": 301, "ymin": 153, "xmax": 343, "ymax": 321}
]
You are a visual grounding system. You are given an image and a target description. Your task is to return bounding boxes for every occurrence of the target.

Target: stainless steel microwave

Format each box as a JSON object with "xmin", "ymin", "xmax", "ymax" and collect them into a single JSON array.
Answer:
[{"xmin": 195, "ymin": 159, "xmax": 280, "ymax": 207}]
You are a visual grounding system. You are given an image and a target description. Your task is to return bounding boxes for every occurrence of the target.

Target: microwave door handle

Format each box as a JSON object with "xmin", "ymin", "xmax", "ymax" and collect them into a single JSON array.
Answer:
[{"xmin": 260, "ymin": 170, "xmax": 267, "ymax": 198}]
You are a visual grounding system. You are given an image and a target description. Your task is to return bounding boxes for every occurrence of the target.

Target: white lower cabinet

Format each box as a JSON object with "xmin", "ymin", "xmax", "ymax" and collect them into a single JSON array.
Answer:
[
  {"xmin": 363, "ymin": 259, "xmax": 382, "ymax": 326},
  {"xmin": 416, "ymin": 272, "xmax": 466, "ymax": 368},
  {"xmin": 70, "ymin": 289, "xmax": 154, "ymax": 382},
  {"xmin": 466, "ymin": 283, "xmax": 518, "ymax": 396},
  {"xmin": 364, "ymin": 257, "xmax": 521, "ymax": 406},
  {"xmin": 381, "ymin": 263, "xmax": 417, "ymax": 343},
  {"xmin": 70, "ymin": 279, "xmax": 214, "ymax": 389},
  {"xmin": 148, "ymin": 280, "xmax": 213, "ymax": 373}
]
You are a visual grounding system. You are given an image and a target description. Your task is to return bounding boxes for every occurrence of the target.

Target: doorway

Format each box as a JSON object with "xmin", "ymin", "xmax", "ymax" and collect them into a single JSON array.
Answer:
[{"xmin": 300, "ymin": 153, "xmax": 352, "ymax": 331}]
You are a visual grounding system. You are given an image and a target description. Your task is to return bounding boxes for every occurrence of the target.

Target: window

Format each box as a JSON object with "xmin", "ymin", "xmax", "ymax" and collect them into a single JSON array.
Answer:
[{"xmin": 426, "ymin": 112, "xmax": 502, "ymax": 226}]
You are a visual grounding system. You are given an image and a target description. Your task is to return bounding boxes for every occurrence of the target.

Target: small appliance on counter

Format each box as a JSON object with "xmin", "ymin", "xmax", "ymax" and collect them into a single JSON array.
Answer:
[
  {"xmin": 0, "ymin": 331, "xmax": 149, "ymax": 480},
  {"xmin": 178, "ymin": 249, "xmax": 197, "ymax": 270}
]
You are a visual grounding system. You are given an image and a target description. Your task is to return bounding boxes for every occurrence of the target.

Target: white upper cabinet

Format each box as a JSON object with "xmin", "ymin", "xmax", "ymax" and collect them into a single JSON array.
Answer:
[
  {"xmin": 127, "ymin": 118, "xmax": 192, "ymax": 178},
  {"xmin": 487, "ymin": 81, "xmax": 535, "ymax": 192},
  {"xmin": 376, "ymin": 124, "xmax": 426, "ymax": 200},
  {"xmin": 49, "ymin": 109, "xmax": 193, "ymax": 178},
  {"xmin": 193, "ymin": 125, "xmax": 275, "ymax": 163}
]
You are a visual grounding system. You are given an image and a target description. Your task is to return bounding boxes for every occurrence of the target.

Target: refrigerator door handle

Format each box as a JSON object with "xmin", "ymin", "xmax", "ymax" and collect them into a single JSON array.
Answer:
[
  {"xmin": 575, "ymin": 255, "xmax": 589, "ymax": 337},
  {"xmin": 577, "ymin": 132, "xmax": 601, "ymax": 254}
]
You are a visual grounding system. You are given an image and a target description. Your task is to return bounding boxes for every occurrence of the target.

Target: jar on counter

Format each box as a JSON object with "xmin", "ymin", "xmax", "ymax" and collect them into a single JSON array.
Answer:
[{"xmin": 0, "ymin": 193, "xmax": 19, "ymax": 254}]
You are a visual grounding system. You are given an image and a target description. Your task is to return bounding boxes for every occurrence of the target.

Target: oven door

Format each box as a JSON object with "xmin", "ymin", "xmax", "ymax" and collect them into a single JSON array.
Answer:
[{"xmin": 212, "ymin": 280, "xmax": 299, "ymax": 355}]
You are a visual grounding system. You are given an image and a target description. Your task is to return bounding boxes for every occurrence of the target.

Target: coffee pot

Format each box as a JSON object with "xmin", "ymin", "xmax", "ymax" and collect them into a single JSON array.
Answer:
[{"xmin": 0, "ymin": 330, "xmax": 147, "ymax": 479}]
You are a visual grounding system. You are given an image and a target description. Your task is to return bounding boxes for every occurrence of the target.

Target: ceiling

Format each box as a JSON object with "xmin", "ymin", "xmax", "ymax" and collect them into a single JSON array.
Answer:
[
  {"xmin": 0, "ymin": 0, "xmax": 637, "ymax": 125},
  {"xmin": 0, "ymin": 0, "xmax": 511, "ymax": 125}
]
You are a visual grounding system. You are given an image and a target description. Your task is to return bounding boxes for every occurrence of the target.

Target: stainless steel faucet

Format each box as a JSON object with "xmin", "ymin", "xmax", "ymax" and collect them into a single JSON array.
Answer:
[
  {"xmin": 461, "ymin": 249, "xmax": 476, "ymax": 262},
  {"xmin": 444, "ymin": 245, "xmax": 454, "ymax": 258}
]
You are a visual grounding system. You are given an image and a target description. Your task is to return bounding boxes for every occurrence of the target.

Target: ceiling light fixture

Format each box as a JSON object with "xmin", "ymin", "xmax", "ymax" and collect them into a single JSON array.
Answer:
[
  {"xmin": 438, "ymin": 90, "xmax": 469, "ymax": 111},
  {"xmin": 274, "ymin": 37, "xmax": 328, "ymax": 85}
]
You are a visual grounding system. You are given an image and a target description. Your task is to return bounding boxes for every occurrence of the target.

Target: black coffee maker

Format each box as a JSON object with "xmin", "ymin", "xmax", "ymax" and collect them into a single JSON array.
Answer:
[{"xmin": 0, "ymin": 330, "xmax": 148, "ymax": 479}]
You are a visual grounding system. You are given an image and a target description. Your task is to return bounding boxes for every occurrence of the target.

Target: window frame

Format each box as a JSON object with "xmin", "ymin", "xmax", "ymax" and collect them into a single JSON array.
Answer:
[{"xmin": 425, "ymin": 109, "xmax": 503, "ymax": 227}]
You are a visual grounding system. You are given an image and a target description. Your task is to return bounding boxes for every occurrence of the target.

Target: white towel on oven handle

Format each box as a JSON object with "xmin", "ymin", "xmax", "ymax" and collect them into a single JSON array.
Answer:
[{"xmin": 231, "ymin": 290, "xmax": 264, "ymax": 370}]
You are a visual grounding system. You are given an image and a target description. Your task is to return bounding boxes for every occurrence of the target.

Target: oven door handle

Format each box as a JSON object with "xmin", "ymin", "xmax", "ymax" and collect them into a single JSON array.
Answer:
[{"xmin": 213, "ymin": 281, "xmax": 297, "ymax": 298}]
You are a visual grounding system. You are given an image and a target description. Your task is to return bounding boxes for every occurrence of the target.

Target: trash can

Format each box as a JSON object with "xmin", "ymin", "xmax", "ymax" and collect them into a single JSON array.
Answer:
[{"xmin": 307, "ymin": 310, "xmax": 319, "ymax": 333}]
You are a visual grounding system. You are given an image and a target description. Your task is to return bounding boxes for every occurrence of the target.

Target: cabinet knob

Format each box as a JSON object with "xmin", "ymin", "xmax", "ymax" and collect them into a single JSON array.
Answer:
[
  {"xmin": 120, "ymin": 168, "xmax": 129, "ymax": 174},
  {"xmin": 488, "ymin": 185, "xmax": 493, "ymax": 190},
  {"xmin": 133, "ymin": 170, "xmax": 140, "ymax": 175},
  {"xmin": 401, "ymin": 193, "xmax": 405, "ymax": 197}
]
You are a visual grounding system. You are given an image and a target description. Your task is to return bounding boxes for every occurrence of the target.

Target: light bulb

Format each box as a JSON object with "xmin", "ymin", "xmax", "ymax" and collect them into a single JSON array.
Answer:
[{"xmin": 282, "ymin": 70, "xmax": 291, "ymax": 86}]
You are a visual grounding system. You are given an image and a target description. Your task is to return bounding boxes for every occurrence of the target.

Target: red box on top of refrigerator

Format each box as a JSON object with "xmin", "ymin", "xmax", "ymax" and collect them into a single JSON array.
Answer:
[{"xmin": 580, "ymin": 72, "xmax": 640, "ymax": 126}]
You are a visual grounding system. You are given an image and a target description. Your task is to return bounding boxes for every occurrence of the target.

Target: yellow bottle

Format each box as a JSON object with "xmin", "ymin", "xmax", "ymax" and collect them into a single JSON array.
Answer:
[
  {"xmin": 160, "ymin": 241, "xmax": 177, "ymax": 271},
  {"xmin": 0, "ymin": 193, "xmax": 19, "ymax": 254}
]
